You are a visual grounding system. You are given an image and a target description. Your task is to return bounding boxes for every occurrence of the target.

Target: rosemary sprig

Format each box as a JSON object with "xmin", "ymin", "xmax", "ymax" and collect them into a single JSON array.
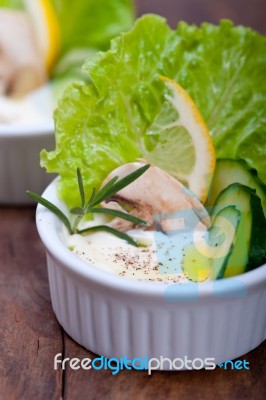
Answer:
[
  {"xmin": 27, "ymin": 164, "xmax": 150, "ymax": 247},
  {"xmin": 86, "ymin": 207, "xmax": 148, "ymax": 226},
  {"xmin": 77, "ymin": 225, "xmax": 139, "ymax": 247},
  {"xmin": 77, "ymin": 168, "xmax": 85, "ymax": 208},
  {"xmin": 91, "ymin": 164, "xmax": 150, "ymax": 206},
  {"xmin": 27, "ymin": 190, "xmax": 73, "ymax": 234}
]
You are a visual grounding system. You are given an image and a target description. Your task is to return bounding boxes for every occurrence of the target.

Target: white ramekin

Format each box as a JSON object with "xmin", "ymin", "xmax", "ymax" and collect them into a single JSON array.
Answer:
[
  {"xmin": 36, "ymin": 179, "xmax": 266, "ymax": 368},
  {"xmin": 0, "ymin": 122, "xmax": 55, "ymax": 204}
]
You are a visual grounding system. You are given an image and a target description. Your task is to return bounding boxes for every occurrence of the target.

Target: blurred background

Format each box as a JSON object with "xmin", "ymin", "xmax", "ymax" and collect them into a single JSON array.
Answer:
[
  {"xmin": 136, "ymin": 0, "xmax": 265, "ymax": 34},
  {"xmin": 0, "ymin": 0, "xmax": 264, "ymax": 103}
]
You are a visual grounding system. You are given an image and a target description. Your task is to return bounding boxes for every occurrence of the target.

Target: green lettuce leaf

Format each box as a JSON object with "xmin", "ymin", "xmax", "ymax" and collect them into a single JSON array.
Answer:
[{"xmin": 42, "ymin": 15, "xmax": 266, "ymax": 207}]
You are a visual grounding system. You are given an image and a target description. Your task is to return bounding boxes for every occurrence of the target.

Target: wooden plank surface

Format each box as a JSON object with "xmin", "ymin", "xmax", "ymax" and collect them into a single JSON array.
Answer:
[
  {"xmin": 0, "ymin": 1, "xmax": 266, "ymax": 399},
  {"xmin": 0, "ymin": 208, "xmax": 62, "ymax": 400}
]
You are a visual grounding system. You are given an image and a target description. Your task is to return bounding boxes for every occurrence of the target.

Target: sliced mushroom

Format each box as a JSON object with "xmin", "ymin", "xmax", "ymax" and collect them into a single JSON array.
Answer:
[
  {"xmin": 101, "ymin": 162, "xmax": 211, "ymax": 232},
  {"xmin": 0, "ymin": 10, "xmax": 46, "ymax": 98}
]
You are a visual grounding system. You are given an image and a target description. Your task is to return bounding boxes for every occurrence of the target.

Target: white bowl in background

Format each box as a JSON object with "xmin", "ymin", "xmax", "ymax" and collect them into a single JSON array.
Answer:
[
  {"xmin": 36, "ymin": 178, "xmax": 266, "ymax": 369},
  {"xmin": 0, "ymin": 86, "xmax": 56, "ymax": 204}
]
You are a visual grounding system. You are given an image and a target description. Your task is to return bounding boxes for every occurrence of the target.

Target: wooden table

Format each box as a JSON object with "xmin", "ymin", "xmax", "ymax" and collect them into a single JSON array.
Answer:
[{"xmin": 0, "ymin": 1, "xmax": 265, "ymax": 399}]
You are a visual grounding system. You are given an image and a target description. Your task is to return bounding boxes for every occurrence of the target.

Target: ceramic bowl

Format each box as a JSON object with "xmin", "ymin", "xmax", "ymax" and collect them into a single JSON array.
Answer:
[
  {"xmin": 0, "ymin": 86, "xmax": 56, "ymax": 204},
  {"xmin": 0, "ymin": 122, "xmax": 55, "ymax": 204},
  {"xmin": 36, "ymin": 178, "xmax": 266, "ymax": 369}
]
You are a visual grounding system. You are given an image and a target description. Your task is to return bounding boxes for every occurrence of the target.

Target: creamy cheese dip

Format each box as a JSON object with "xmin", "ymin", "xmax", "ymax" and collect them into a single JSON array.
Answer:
[
  {"xmin": 0, "ymin": 85, "xmax": 53, "ymax": 125},
  {"xmin": 67, "ymin": 230, "xmax": 188, "ymax": 283},
  {"xmin": 66, "ymin": 216, "xmax": 207, "ymax": 284}
]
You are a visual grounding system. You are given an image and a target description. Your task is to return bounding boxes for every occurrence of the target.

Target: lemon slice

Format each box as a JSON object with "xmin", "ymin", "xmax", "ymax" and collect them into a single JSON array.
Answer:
[
  {"xmin": 143, "ymin": 76, "xmax": 216, "ymax": 203},
  {"xmin": 23, "ymin": 0, "xmax": 60, "ymax": 71}
]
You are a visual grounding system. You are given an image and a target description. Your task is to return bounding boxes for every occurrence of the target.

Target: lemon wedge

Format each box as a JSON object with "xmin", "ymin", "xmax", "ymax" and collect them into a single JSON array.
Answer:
[
  {"xmin": 23, "ymin": 0, "xmax": 60, "ymax": 71},
  {"xmin": 143, "ymin": 76, "xmax": 216, "ymax": 203}
]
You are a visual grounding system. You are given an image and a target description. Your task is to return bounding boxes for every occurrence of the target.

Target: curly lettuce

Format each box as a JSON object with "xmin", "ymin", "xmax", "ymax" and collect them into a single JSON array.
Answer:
[{"xmin": 41, "ymin": 15, "xmax": 266, "ymax": 207}]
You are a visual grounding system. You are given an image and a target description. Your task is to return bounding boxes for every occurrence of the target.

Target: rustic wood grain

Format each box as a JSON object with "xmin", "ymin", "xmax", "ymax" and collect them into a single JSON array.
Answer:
[
  {"xmin": 0, "ymin": 1, "xmax": 266, "ymax": 399},
  {"xmin": 0, "ymin": 208, "xmax": 62, "ymax": 400},
  {"xmin": 63, "ymin": 333, "xmax": 266, "ymax": 400}
]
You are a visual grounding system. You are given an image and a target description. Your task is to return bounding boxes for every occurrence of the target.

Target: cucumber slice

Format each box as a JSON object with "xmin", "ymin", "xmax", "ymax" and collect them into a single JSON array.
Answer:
[
  {"xmin": 181, "ymin": 206, "xmax": 240, "ymax": 282},
  {"xmin": 213, "ymin": 183, "xmax": 266, "ymax": 277},
  {"xmin": 208, "ymin": 159, "xmax": 266, "ymax": 216}
]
